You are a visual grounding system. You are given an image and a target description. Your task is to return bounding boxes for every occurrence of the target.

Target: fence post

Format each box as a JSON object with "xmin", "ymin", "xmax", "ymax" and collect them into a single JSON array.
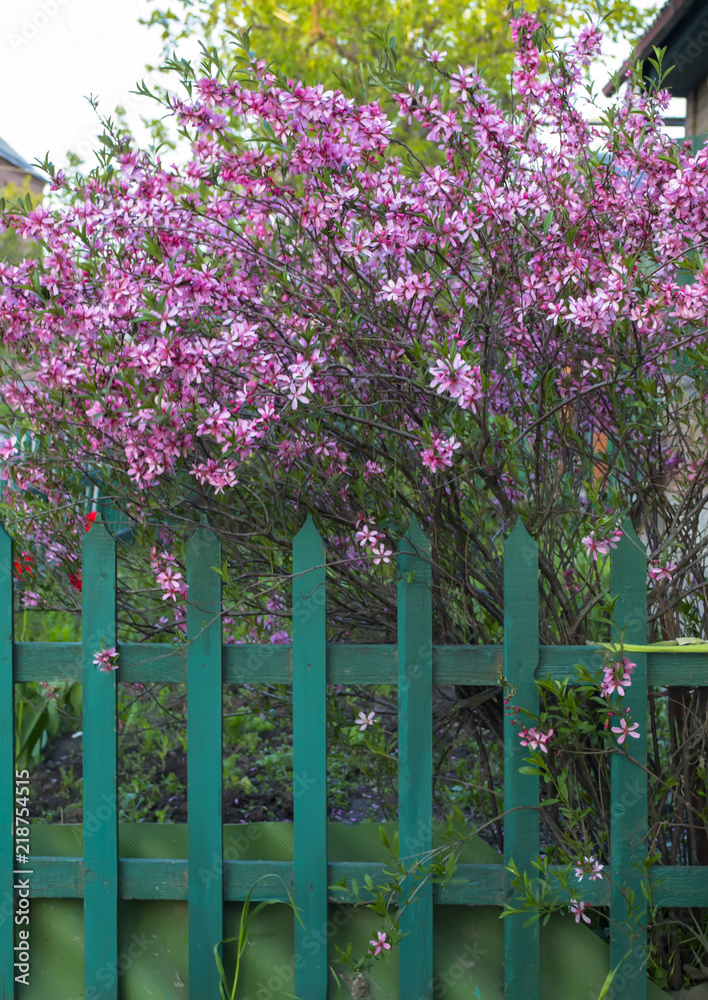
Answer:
[
  {"xmin": 503, "ymin": 520, "xmax": 540, "ymax": 1000},
  {"xmin": 292, "ymin": 516, "xmax": 328, "ymax": 998},
  {"xmin": 397, "ymin": 519, "xmax": 433, "ymax": 1000},
  {"xmin": 82, "ymin": 515, "xmax": 118, "ymax": 1000},
  {"xmin": 0, "ymin": 526, "xmax": 13, "ymax": 999},
  {"xmin": 609, "ymin": 519, "xmax": 648, "ymax": 999},
  {"xmin": 186, "ymin": 518, "xmax": 223, "ymax": 999}
]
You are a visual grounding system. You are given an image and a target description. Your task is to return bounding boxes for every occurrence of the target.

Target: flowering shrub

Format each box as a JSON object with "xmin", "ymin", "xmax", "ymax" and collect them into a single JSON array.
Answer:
[{"xmin": 0, "ymin": 17, "xmax": 705, "ymax": 653}]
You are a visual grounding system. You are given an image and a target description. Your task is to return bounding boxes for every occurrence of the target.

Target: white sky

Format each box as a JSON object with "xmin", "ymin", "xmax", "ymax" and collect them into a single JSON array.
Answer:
[
  {"xmin": 0, "ymin": 0, "xmax": 686, "ymax": 174},
  {"xmin": 0, "ymin": 0, "xmax": 186, "ymax": 170}
]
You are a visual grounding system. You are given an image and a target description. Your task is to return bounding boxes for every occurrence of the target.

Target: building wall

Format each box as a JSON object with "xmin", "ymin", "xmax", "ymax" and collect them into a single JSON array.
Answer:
[
  {"xmin": 685, "ymin": 75, "xmax": 708, "ymax": 136},
  {"xmin": 0, "ymin": 159, "xmax": 43, "ymax": 199}
]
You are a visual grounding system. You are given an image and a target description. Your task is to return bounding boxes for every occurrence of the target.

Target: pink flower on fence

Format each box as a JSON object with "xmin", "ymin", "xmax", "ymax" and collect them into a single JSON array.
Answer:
[
  {"xmin": 355, "ymin": 524, "xmax": 380, "ymax": 547},
  {"xmin": 356, "ymin": 711, "xmax": 376, "ymax": 731},
  {"xmin": 573, "ymin": 856, "xmax": 604, "ymax": 881},
  {"xmin": 611, "ymin": 716, "xmax": 640, "ymax": 744},
  {"xmin": 600, "ymin": 657, "xmax": 635, "ymax": 698},
  {"xmin": 569, "ymin": 899, "xmax": 591, "ymax": 924},
  {"xmin": 368, "ymin": 931, "xmax": 391, "ymax": 956},
  {"xmin": 648, "ymin": 563, "xmax": 677, "ymax": 583},
  {"xmin": 93, "ymin": 646, "xmax": 119, "ymax": 672},
  {"xmin": 371, "ymin": 544, "xmax": 392, "ymax": 565},
  {"xmin": 519, "ymin": 727, "xmax": 553, "ymax": 753},
  {"xmin": 581, "ymin": 529, "xmax": 622, "ymax": 561},
  {"xmin": 156, "ymin": 566, "xmax": 188, "ymax": 601}
]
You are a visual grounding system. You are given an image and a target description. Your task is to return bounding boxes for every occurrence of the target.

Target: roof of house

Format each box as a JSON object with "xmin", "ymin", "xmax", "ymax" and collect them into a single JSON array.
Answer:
[
  {"xmin": 0, "ymin": 136, "xmax": 46, "ymax": 184},
  {"xmin": 603, "ymin": 0, "xmax": 708, "ymax": 97}
]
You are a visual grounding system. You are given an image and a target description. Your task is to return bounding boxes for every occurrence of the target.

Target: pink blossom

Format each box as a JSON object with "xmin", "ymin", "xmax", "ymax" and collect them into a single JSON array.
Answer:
[
  {"xmin": 355, "ymin": 524, "xmax": 380, "ymax": 547},
  {"xmin": 356, "ymin": 711, "xmax": 376, "ymax": 730},
  {"xmin": 519, "ymin": 727, "xmax": 554, "ymax": 753},
  {"xmin": 429, "ymin": 356, "xmax": 483, "ymax": 412},
  {"xmin": 581, "ymin": 529, "xmax": 622, "ymax": 561},
  {"xmin": 649, "ymin": 563, "xmax": 677, "ymax": 582},
  {"xmin": 0, "ymin": 436, "xmax": 17, "ymax": 461},
  {"xmin": 573, "ymin": 856, "xmax": 604, "ymax": 881},
  {"xmin": 371, "ymin": 544, "xmax": 392, "ymax": 565},
  {"xmin": 93, "ymin": 646, "xmax": 119, "ymax": 672},
  {"xmin": 611, "ymin": 717, "xmax": 641, "ymax": 744},
  {"xmin": 600, "ymin": 657, "xmax": 635, "ymax": 698},
  {"xmin": 156, "ymin": 567, "xmax": 188, "ymax": 601},
  {"xmin": 569, "ymin": 899, "xmax": 591, "ymax": 924},
  {"xmin": 368, "ymin": 931, "xmax": 391, "ymax": 956}
]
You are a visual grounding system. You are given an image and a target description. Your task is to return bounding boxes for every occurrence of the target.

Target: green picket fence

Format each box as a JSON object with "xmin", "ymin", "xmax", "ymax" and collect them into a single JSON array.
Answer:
[{"xmin": 1, "ymin": 514, "xmax": 708, "ymax": 999}]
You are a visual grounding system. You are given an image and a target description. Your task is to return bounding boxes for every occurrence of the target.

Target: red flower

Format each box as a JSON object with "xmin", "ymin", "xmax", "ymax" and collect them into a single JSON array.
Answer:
[
  {"xmin": 85, "ymin": 511, "xmax": 97, "ymax": 531},
  {"xmin": 13, "ymin": 553, "xmax": 34, "ymax": 578},
  {"xmin": 68, "ymin": 572, "xmax": 82, "ymax": 592}
]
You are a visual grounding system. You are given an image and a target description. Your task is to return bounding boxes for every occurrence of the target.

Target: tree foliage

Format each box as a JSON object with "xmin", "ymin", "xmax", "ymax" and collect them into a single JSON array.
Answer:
[{"xmin": 142, "ymin": 0, "xmax": 656, "ymax": 98}]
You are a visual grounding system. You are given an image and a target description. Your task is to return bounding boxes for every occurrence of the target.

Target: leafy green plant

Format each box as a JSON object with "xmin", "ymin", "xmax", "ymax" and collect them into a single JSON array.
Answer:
[{"xmin": 214, "ymin": 875, "xmax": 304, "ymax": 1000}]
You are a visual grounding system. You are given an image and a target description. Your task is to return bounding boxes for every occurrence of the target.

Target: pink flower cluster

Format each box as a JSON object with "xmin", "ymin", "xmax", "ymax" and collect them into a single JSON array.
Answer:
[
  {"xmin": 355, "ymin": 519, "xmax": 392, "ymax": 565},
  {"xmin": 600, "ymin": 657, "xmax": 635, "ymax": 698},
  {"xmin": 580, "ymin": 529, "xmax": 622, "ymax": 562},
  {"xmin": 420, "ymin": 432, "xmax": 461, "ymax": 472},
  {"xmin": 519, "ymin": 726, "xmax": 553, "ymax": 753},
  {"xmin": 649, "ymin": 563, "xmax": 677, "ymax": 583},
  {"xmin": 93, "ymin": 646, "xmax": 119, "ymax": 672},
  {"xmin": 573, "ymin": 855, "xmax": 604, "ymax": 881},
  {"xmin": 149, "ymin": 546, "xmax": 188, "ymax": 601},
  {"xmin": 429, "ymin": 356, "xmax": 484, "ymax": 412}
]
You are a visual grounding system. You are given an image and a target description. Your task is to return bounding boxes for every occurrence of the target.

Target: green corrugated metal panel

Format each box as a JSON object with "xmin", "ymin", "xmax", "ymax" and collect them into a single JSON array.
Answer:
[
  {"xmin": 22, "ymin": 823, "xmax": 671, "ymax": 999},
  {"xmin": 19, "ymin": 898, "xmax": 676, "ymax": 1000}
]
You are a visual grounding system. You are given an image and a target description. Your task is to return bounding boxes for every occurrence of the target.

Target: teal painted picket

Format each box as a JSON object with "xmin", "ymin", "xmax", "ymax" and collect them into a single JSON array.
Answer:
[
  {"xmin": 503, "ymin": 522, "xmax": 540, "ymax": 1000},
  {"xmin": 81, "ymin": 519, "xmax": 118, "ymax": 1000},
  {"xmin": 186, "ymin": 519, "xmax": 223, "ymax": 998},
  {"xmin": 0, "ymin": 514, "xmax": 706, "ymax": 998}
]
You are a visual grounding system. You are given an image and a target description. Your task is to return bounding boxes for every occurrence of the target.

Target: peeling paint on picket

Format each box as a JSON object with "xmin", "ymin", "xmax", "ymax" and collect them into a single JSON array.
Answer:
[{"xmin": 0, "ymin": 516, "xmax": 704, "ymax": 998}]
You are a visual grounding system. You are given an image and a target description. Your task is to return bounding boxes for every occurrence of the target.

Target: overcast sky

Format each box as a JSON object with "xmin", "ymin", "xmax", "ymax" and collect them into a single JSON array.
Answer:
[
  {"xmin": 0, "ymin": 0, "xmax": 684, "ymax": 174},
  {"xmin": 0, "ymin": 0, "xmax": 179, "ymax": 170}
]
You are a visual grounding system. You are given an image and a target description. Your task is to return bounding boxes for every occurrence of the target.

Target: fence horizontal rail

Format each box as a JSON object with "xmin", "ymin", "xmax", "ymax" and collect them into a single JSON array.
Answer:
[
  {"xmin": 13, "ymin": 640, "xmax": 708, "ymax": 685},
  {"xmin": 24, "ymin": 855, "xmax": 708, "ymax": 907}
]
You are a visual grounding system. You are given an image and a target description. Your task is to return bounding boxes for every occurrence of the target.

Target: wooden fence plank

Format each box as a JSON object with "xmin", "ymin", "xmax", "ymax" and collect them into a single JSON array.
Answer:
[
  {"xmin": 610, "ymin": 519, "xmax": 648, "ymax": 998},
  {"xmin": 0, "ymin": 526, "xmax": 13, "ymax": 1000},
  {"xmin": 292, "ymin": 516, "xmax": 328, "ymax": 998},
  {"xmin": 82, "ymin": 515, "xmax": 118, "ymax": 1000},
  {"xmin": 397, "ymin": 520, "xmax": 433, "ymax": 1000},
  {"xmin": 186, "ymin": 518, "xmax": 223, "ymax": 1000},
  {"xmin": 503, "ymin": 520, "xmax": 540, "ymax": 1000}
]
